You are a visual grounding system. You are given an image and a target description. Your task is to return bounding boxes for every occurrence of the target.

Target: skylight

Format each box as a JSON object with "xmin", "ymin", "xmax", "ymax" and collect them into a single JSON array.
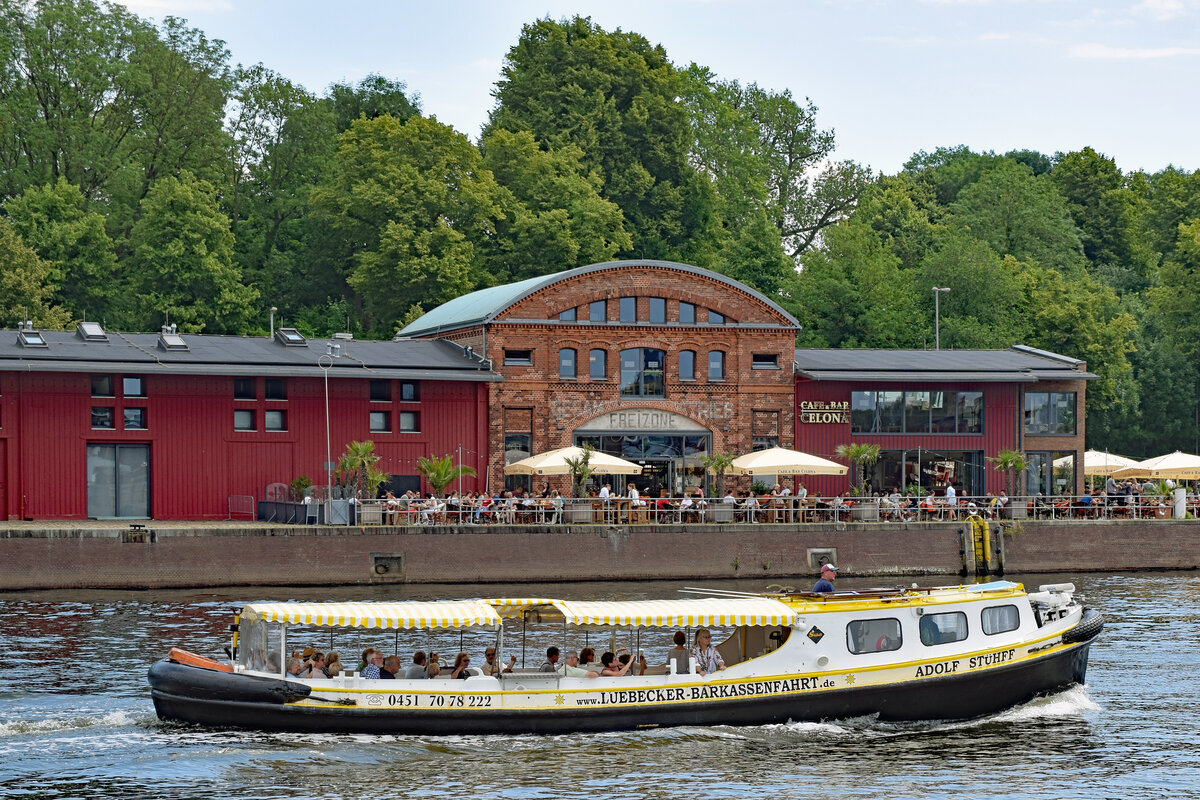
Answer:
[
  {"xmin": 158, "ymin": 333, "xmax": 189, "ymax": 351},
  {"xmin": 17, "ymin": 329, "xmax": 48, "ymax": 348},
  {"xmin": 274, "ymin": 327, "xmax": 307, "ymax": 347},
  {"xmin": 76, "ymin": 321, "xmax": 108, "ymax": 341}
]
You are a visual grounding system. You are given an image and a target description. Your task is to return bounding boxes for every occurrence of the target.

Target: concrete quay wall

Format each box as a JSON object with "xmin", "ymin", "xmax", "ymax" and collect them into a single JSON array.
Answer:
[{"xmin": 1, "ymin": 520, "xmax": 1197, "ymax": 591}]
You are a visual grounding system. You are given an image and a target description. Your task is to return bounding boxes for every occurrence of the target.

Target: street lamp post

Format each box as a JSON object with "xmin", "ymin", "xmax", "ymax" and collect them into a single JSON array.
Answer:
[
  {"xmin": 932, "ymin": 287, "xmax": 950, "ymax": 349},
  {"xmin": 319, "ymin": 344, "xmax": 341, "ymax": 523}
]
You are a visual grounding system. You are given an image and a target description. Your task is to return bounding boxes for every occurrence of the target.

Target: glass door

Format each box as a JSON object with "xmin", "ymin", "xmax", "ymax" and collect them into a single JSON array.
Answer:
[{"xmin": 87, "ymin": 444, "xmax": 150, "ymax": 519}]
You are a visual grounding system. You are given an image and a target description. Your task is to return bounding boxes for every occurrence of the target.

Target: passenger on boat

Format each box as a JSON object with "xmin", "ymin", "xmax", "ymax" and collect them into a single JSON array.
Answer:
[
  {"xmin": 619, "ymin": 652, "xmax": 647, "ymax": 676},
  {"xmin": 361, "ymin": 649, "xmax": 384, "ymax": 679},
  {"xmin": 812, "ymin": 564, "xmax": 838, "ymax": 593},
  {"xmin": 557, "ymin": 651, "xmax": 599, "ymax": 678},
  {"xmin": 286, "ymin": 657, "xmax": 304, "ymax": 676},
  {"xmin": 381, "ymin": 655, "xmax": 401, "ymax": 679},
  {"xmin": 540, "ymin": 646, "xmax": 561, "ymax": 673},
  {"xmin": 325, "ymin": 654, "xmax": 343, "ymax": 677},
  {"xmin": 600, "ymin": 650, "xmax": 634, "ymax": 676},
  {"xmin": 481, "ymin": 647, "xmax": 516, "ymax": 676},
  {"xmin": 451, "ymin": 652, "xmax": 472, "ymax": 679},
  {"xmin": 425, "ymin": 653, "xmax": 442, "ymax": 678},
  {"xmin": 690, "ymin": 630, "xmax": 725, "ymax": 676},
  {"xmin": 668, "ymin": 631, "xmax": 690, "ymax": 674},
  {"xmin": 406, "ymin": 651, "xmax": 428, "ymax": 679},
  {"xmin": 298, "ymin": 651, "xmax": 326, "ymax": 678},
  {"xmin": 578, "ymin": 647, "xmax": 596, "ymax": 666}
]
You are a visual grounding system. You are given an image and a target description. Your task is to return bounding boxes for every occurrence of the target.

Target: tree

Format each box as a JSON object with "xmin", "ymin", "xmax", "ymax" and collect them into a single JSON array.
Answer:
[
  {"xmin": 987, "ymin": 448, "xmax": 1028, "ymax": 499},
  {"xmin": 1048, "ymin": 147, "xmax": 1125, "ymax": 265},
  {"xmin": 835, "ymin": 442, "xmax": 881, "ymax": 495},
  {"xmin": 563, "ymin": 444, "xmax": 595, "ymax": 499},
  {"xmin": 3, "ymin": 178, "xmax": 117, "ymax": 320},
  {"xmin": 338, "ymin": 440, "xmax": 385, "ymax": 499},
  {"xmin": 312, "ymin": 114, "xmax": 508, "ymax": 333},
  {"xmin": 700, "ymin": 452, "xmax": 735, "ymax": 497},
  {"xmin": 0, "ymin": 219, "xmax": 72, "ymax": 329},
  {"xmin": 416, "ymin": 453, "xmax": 477, "ymax": 496},
  {"xmin": 325, "ymin": 73, "xmax": 420, "ymax": 133},
  {"xmin": 124, "ymin": 170, "xmax": 258, "ymax": 332}
]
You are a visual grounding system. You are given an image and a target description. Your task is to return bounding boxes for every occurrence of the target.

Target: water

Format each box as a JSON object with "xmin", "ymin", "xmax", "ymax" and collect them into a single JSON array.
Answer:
[{"xmin": 0, "ymin": 574, "xmax": 1193, "ymax": 799}]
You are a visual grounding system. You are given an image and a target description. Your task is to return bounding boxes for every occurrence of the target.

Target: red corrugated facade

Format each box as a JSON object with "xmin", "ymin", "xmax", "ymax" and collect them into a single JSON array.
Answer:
[{"xmin": 0, "ymin": 371, "xmax": 488, "ymax": 520}]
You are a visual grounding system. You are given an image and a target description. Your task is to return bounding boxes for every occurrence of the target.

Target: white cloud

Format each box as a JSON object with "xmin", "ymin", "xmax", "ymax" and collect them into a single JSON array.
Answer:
[
  {"xmin": 111, "ymin": 0, "xmax": 234, "ymax": 16},
  {"xmin": 1132, "ymin": 0, "xmax": 1188, "ymax": 21},
  {"xmin": 1071, "ymin": 42, "xmax": 1200, "ymax": 58}
]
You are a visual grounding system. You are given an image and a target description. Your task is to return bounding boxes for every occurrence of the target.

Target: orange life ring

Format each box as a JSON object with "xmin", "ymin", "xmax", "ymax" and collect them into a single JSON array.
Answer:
[
  {"xmin": 875, "ymin": 636, "xmax": 892, "ymax": 651},
  {"xmin": 168, "ymin": 646, "xmax": 233, "ymax": 673}
]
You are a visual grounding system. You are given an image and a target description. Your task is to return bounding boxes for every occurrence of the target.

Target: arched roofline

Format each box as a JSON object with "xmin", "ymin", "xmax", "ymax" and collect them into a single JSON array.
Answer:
[{"xmin": 397, "ymin": 260, "xmax": 799, "ymax": 338}]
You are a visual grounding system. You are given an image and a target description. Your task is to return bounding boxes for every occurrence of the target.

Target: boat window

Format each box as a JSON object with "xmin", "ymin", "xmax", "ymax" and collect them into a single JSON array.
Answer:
[
  {"xmin": 236, "ymin": 617, "xmax": 284, "ymax": 675},
  {"xmin": 982, "ymin": 604, "xmax": 1021, "ymax": 635},
  {"xmin": 919, "ymin": 611, "xmax": 968, "ymax": 645},
  {"xmin": 846, "ymin": 618, "xmax": 902, "ymax": 654}
]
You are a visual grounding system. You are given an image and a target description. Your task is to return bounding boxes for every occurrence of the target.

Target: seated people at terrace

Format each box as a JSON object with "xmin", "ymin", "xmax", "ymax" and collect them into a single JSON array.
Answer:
[
  {"xmin": 628, "ymin": 483, "xmax": 645, "ymax": 507},
  {"xmin": 549, "ymin": 490, "xmax": 564, "ymax": 523},
  {"xmin": 482, "ymin": 647, "xmax": 515, "ymax": 676},
  {"xmin": 406, "ymin": 651, "xmax": 428, "ymax": 679},
  {"xmin": 540, "ymin": 646, "xmax": 560, "ymax": 672},
  {"xmin": 451, "ymin": 652, "xmax": 472, "ymax": 679},
  {"xmin": 691, "ymin": 629, "xmax": 726, "ymax": 676},
  {"xmin": 558, "ymin": 651, "xmax": 600, "ymax": 678},
  {"xmin": 381, "ymin": 655, "xmax": 401, "ymax": 679},
  {"xmin": 600, "ymin": 650, "xmax": 634, "ymax": 676},
  {"xmin": 678, "ymin": 493, "xmax": 695, "ymax": 521}
]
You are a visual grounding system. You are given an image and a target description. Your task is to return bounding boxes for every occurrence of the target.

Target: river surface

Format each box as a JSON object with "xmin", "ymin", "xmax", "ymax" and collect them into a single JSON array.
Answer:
[{"xmin": 0, "ymin": 573, "xmax": 1193, "ymax": 799}]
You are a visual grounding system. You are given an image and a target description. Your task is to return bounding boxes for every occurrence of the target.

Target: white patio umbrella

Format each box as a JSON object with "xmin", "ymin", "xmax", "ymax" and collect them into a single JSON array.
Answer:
[
  {"xmin": 1053, "ymin": 450, "xmax": 1140, "ymax": 476},
  {"xmin": 1111, "ymin": 451, "xmax": 1200, "ymax": 480},
  {"xmin": 503, "ymin": 446, "xmax": 643, "ymax": 476},
  {"xmin": 729, "ymin": 447, "xmax": 847, "ymax": 476}
]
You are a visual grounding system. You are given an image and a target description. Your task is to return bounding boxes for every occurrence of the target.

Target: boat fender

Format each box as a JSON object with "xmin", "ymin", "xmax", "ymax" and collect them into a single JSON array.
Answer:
[
  {"xmin": 1062, "ymin": 608, "xmax": 1104, "ymax": 644},
  {"xmin": 168, "ymin": 647, "xmax": 233, "ymax": 673}
]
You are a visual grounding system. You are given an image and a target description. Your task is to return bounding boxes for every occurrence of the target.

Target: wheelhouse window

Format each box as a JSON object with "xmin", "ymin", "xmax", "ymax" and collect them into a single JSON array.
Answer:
[
  {"xmin": 264, "ymin": 410, "xmax": 287, "ymax": 431},
  {"xmin": 559, "ymin": 307, "xmax": 576, "ymax": 321},
  {"xmin": 620, "ymin": 348, "xmax": 665, "ymax": 397},
  {"xmin": 91, "ymin": 375, "xmax": 114, "ymax": 397},
  {"xmin": 370, "ymin": 380, "xmax": 391, "ymax": 402},
  {"xmin": 370, "ymin": 411, "xmax": 391, "ymax": 433},
  {"xmin": 982, "ymin": 605, "xmax": 1021, "ymax": 635},
  {"xmin": 123, "ymin": 408, "xmax": 147, "ymax": 430},
  {"xmin": 852, "ymin": 390, "xmax": 984, "ymax": 434},
  {"xmin": 649, "ymin": 297, "xmax": 666, "ymax": 323},
  {"xmin": 589, "ymin": 348, "xmax": 607, "ymax": 380},
  {"xmin": 620, "ymin": 296, "xmax": 636, "ymax": 322},
  {"xmin": 503, "ymin": 349, "xmax": 533, "ymax": 365},
  {"xmin": 233, "ymin": 378, "xmax": 255, "ymax": 400},
  {"xmin": 707, "ymin": 350, "xmax": 725, "ymax": 381},
  {"xmin": 679, "ymin": 350, "xmax": 696, "ymax": 381},
  {"xmin": 1025, "ymin": 392, "xmax": 1076, "ymax": 435},
  {"xmin": 123, "ymin": 376, "xmax": 145, "ymax": 397},
  {"xmin": 679, "ymin": 302, "xmax": 695, "ymax": 324},
  {"xmin": 264, "ymin": 378, "xmax": 287, "ymax": 401},
  {"xmin": 589, "ymin": 300, "xmax": 607, "ymax": 322},
  {"xmin": 559, "ymin": 348, "xmax": 577, "ymax": 379},
  {"xmin": 399, "ymin": 411, "xmax": 419, "ymax": 432},
  {"xmin": 234, "ymin": 410, "xmax": 255, "ymax": 431},
  {"xmin": 751, "ymin": 353, "xmax": 778, "ymax": 370},
  {"xmin": 847, "ymin": 618, "xmax": 902, "ymax": 654},
  {"xmin": 91, "ymin": 406, "xmax": 115, "ymax": 429},
  {"xmin": 919, "ymin": 611, "xmax": 968, "ymax": 645},
  {"xmin": 400, "ymin": 382, "xmax": 418, "ymax": 401}
]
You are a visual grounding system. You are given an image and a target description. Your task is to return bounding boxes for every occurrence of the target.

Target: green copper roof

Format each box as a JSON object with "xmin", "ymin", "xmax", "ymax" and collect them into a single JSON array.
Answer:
[{"xmin": 397, "ymin": 260, "xmax": 799, "ymax": 338}]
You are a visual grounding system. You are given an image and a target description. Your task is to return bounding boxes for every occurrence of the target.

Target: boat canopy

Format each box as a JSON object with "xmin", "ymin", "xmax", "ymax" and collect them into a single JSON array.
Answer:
[
  {"xmin": 484, "ymin": 597, "xmax": 802, "ymax": 628},
  {"xmin": 239, "ymin": 600, "xmax": 502, "ymax": 630}
]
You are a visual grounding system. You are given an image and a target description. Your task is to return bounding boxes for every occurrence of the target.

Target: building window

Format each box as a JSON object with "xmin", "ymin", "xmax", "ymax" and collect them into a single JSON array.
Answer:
[
  {"xmin": 504, "ymin": 349, "xmax": 533, "ymax": 365},
  {"xmin": 589, "ymin": 299, "xmax": 607, "ymax": 322},
  {"xmin": 559, "ymin": 307, "xmax": 576, "ymax": 321},
  {"xmin": 751, "ymin": 353, "xmax": 778, "ymax": 370},
  {"xmin": 1025, "ymin": 392, "xmax": 1076, "ymax": 435},
  {"xmin": 851, "ymin": 390, "xmax": 984, "ymax": 434},
  {"xmin": 679, "ymin": 350, "xmax": 696, "ymax": 381},
  {"xmin": 370, "ymin": 380, "xmax": 391, "ymax": 402},
  {"xmin": 370, "ymin": 411, "xmax": 391, "ymax": 433},
  {"xmin": 91, "ymin": 375, "xmax": 114, "ymax": 397},
  {"xmin": 400, "ymin": 382, "xmax": 419, "ymax": 401},
  {"xmin": 620, "ymin": 348, "xmax": 666, "ymax": 397},
  {"xmin": 559, "ymin": 348, "xmax": 577, "ymax": 379},
  {"xmin": 91, "ymin": 406, "xmax": 115, "ymax": 429},
  {"xmin": 123, "ymin": 376, "xmax": 145, "ymax": 397},
  {"xmin": 589, "ymin": 348, "xmax": 607, "ymax": 379},
  {"xmin": 264, "ymin": 410, "xmax": 287, "ymax": 431},
  {"xmin": 707, "ymin": 309, "xmax": 724, "ymax": 324},
  {"xmin": 234, "ymin": 409, "xmax": 255, "ymax": 431},
  {"xmin": 123, "ymin": 408, "xmax": 147, "ymax": 430},
  {"xmin": 1025, "ymin": 450, "xmax": 1076, "ymax": 496},
  {"xmin": 233, "ymin": 378, "xmax": 255, "ymax": 400},
  {"xmin": 679, "ymin": 302, "xmax": 695, "ymax": 324},
  {"xmin": 707, "ymin": 350, "xmax": 725, "ymax": 381},
  {"xmin": 265, "ymin": 378, "xmax": 287, "ymax": 400},
  {"xmin": 504, "ymin": 431, "xmax": 532, "ymax": 491},
  {"xmin": 620, "ymin": 296, "xmax": 636, "ymax": 322},
  {"xmin": 400, "ymin": 411, "xmax": 419, "ymax": 432},
  {"xmin": 649, "ymin": 297, "xmax": 666, "ymax": 324}
]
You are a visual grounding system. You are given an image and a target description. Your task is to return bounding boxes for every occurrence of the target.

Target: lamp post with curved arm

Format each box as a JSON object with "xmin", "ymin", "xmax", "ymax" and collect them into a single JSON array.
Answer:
[{"xmin": 319, "ymin": 344, "xmax": 341, "ymax": 522}]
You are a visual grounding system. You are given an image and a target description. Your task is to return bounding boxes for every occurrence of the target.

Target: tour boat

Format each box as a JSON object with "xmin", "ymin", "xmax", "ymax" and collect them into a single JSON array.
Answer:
[{"xmin": 147, "ymin": 581, "xmax": 1102, "ymax": 734}]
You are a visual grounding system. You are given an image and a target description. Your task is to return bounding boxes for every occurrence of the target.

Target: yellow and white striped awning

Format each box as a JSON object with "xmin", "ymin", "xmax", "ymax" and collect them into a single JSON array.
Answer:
[
  {"xmin": 239, "ymin": 600, "xmax": 502, "ymax": 630},
  {"xmin": 547, "ymin": 597, "xmax": 801, "ymax": 628},
  {"xmin": 484, "ymin": 598, "xmax": 559, "ymax": 619}
]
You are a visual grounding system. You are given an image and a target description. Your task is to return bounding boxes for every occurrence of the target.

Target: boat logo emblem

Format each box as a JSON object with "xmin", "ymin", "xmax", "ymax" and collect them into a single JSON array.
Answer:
[
  {"xmin": 365, "ymin": 694, "xmax": 384, "ymax": 706},
  {"xmin": 807, "ymin": 626, "xmax": 825, "ymax": 643}
]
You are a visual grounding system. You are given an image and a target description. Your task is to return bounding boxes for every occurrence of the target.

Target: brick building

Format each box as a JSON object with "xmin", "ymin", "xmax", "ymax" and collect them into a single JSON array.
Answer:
[{"xmin": 399, "ymin": 260, "xmax": 800, "ymax": 495}]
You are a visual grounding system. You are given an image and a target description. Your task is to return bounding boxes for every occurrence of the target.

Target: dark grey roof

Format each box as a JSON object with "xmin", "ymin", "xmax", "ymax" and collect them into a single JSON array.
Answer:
[
  {"xmin": 0, "ymin": 329, "xmax": 499, "ymax": 382},
  {"xmin": 794, "ymin": 347, "xmax": 1097, "ymax": 382},
  {"xmin": 397, "ymin": 259, "xmax": 800, "ymax": 337}
]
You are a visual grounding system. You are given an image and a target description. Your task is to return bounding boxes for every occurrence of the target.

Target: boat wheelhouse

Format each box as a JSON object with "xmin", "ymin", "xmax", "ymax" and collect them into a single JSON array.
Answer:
[{"xmin": 148, "ymin": 581, "xmax": 1101, "ymax": 734}]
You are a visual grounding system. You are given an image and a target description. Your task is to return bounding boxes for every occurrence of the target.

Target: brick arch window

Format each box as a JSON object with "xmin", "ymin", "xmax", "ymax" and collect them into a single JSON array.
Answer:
[
  {"xmin": 620, "ymin": 348, "xmax": 665, "ymax": 397},
  {"xmin": 708, "ymin": 350, "xmax": 726, "ymax": 381},
  {"xmin": 589, "ymin": 348, "xmax": 607, "ymax": 379},
  {"xmin": 558, "ymin": 347, "xmax": 577, "ymax": 379},
  {"xmin": 679, "ymin": 350, "xmax": 696, "ymax": 381}
]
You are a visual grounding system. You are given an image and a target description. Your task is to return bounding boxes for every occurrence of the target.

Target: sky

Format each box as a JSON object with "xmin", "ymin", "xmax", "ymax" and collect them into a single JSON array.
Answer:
[{"xmin": 116, "ymin": 0, "xmax": 1200, "ymax": 175}]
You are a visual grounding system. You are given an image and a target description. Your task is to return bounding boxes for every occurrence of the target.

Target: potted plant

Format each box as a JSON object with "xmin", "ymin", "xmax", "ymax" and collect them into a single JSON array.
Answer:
[
  {"xmin": 987, "ymin": 448, "xmax": 1028, "ymax": 519},
  {"xmin": 836, "ymin": 443, "xmax": 881, "ymax": 521},
  {"xmin": 563, "ymin": 444, "xmax": 596, "ymax": 523},
  {"xmin": 700, "ymin": 452, "xmax": 736, "ymax": 522}
]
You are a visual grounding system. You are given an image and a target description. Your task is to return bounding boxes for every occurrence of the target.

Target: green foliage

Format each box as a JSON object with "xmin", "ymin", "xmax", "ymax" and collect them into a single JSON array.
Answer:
[
  {"xmin": 987, "ymin": 448, "xmax": 1028, "ymax": 498},
  {"xmin": 338, "ymin": 440, "xmax": 384, "ymax": 498},
  {"xmin": 563, "ymin": 444, "xmax": 595, "ymax": 499},
  {"xmin": 0, "ymin": 219, "xmax": 73, "ymax": 329},
  {"xmin": 289, "ymin": 474, "xmax": 313, "ymax": 501},
  {"xmin": 835, "ymin": 442, "xmax": 881, "ymax": 495},
  {"xmin": 416, "ymin": 453, "xmax": 478, "ymax": 496},
  {"xmin": 324, "ymin": 73, "xmax": 420, "ymax": 133},
  {"xmin": 700, "ymin": 452, "xmax": 735, "ymax": 497}
]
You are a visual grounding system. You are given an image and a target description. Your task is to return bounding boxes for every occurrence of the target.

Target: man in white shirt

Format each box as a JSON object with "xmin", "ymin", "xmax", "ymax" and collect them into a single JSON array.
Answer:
[
  {"xmin": 944, "ymin": 482, "xmax": 958, "ymax": 520},
  {"xmin": 557, "ymin": 651, "xmax": 599, "ymax": 678}
]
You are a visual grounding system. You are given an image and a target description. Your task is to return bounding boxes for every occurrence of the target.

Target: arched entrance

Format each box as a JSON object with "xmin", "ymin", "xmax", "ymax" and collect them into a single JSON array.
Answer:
[{"xmin": 574, "ymin": 409, "xmax": 711, "ymax": 497}]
